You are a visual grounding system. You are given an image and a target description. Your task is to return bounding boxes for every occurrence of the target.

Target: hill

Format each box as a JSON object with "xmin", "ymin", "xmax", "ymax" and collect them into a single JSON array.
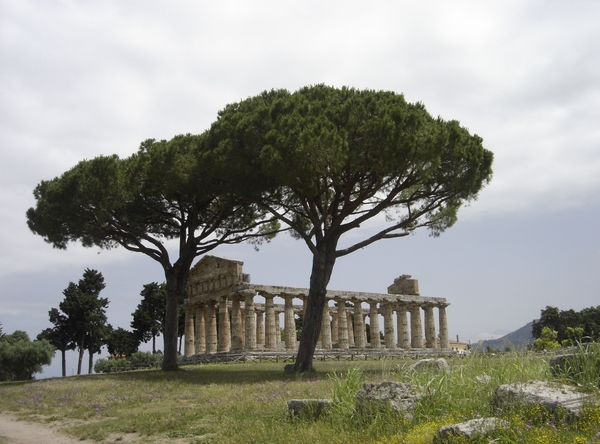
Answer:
[{"xmin": 474, "ymin": 321, "xmax": 534, "ymax": 351}]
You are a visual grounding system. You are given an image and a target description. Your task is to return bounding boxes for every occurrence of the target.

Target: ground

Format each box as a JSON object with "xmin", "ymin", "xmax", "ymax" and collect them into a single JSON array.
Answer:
[{"xmin": 0, "ymin": 413, "xmax": 94, "ymax": 444}]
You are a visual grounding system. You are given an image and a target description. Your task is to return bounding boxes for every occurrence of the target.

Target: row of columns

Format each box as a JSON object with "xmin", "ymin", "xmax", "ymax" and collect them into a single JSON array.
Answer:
[{"xmin": 184, "ymin": 294, "xmax": 449, "ymax": 357}]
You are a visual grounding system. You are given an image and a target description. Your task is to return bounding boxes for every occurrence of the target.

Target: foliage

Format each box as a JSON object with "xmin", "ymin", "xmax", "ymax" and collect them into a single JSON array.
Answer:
[
  {"xmin": 105, "ymin": 327, "xmax": 139, "ymax": 358},
  {"xmin": 554, "ymin": 341, "xmax": 600, "ymax": 390},
  {"xmin": 204, "ymin": 84, "xmax": 494, "ymax": 371},
  {"xmin": 534, "ymin": 326, "xmax": 561, "ymax": 351},
  {"xmin": 94, "ymin": 351, "xmax": 162, "ymax": 373},
  {"xmin": 0, "ymin": 330, "xmax": 54, "ymax": 381},
  {"xmin": 131, "ymin": 282, "xmax": 166, "ymax": 354},
  {"xmin": 27, "ymin": 135, "xmax": 279, "ymax": 371},
  {"xmin": 533, "ymin": 305, "xmax": 600, "ymax": 343}
]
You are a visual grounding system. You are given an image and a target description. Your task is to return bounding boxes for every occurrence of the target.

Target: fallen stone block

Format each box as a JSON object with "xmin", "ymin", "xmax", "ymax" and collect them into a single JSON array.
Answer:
[
  {"xmin": 434, "ymin": 417, "xmax": 508, "ymax": 443},
  {"xmin": 410, "ymin": 358, "xmax": 450, "ymax": 374},
  {"xmin": 493, "ymin": 380, "xmax": 594, "ymax": 419},
  {"xmin": 356, "ymin": 382, "xmax": 421, "ymax": 420},
  {"xmin": 287, "ymin": 399, "xmax": 332, "ymax": 419}
]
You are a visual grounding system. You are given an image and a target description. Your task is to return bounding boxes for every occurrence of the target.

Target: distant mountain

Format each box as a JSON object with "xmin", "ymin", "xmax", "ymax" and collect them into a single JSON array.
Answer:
[{"xmin": 474, "ymin": 321, "xmax": 534, "ymax": 351}]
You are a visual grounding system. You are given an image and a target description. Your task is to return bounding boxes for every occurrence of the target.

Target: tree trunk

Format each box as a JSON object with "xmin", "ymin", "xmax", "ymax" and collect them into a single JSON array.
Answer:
[
  {"xmin": 61, "ymin": 349, "xmax": 66, "ymax": 377},
  {"xmin": 88, "ymin": 350, "xmax": 93, "ymax": 374},
  {"xmin": 293, "ymin": 243, "xmax": 338, "ymax": 372},
  {"xmin": 77, "ymin": 336, "xmax": 85, "ymax": 375},
  {"xmin": 152, "ymin": 334, "xmax": 156, "ymax": 354},
  {"xmin": 162, "ymin": 264, "xmax": 190, "ymax": 371}
]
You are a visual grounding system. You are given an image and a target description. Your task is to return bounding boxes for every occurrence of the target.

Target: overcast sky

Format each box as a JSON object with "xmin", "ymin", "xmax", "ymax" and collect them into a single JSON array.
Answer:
[{"xmin": 1, "ymin": 1, "xmax": 599, "ymax": 378}]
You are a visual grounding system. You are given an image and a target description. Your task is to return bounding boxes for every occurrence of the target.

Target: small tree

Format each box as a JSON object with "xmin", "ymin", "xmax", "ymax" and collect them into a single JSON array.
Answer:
[
  {"xmin": 106, "ymin": 327, "xmax": 139, "ymax": 358},
  {"xmin": 0, "ymin": 331, "xmax": 54, "ymax": 381},
  {"xmin": 534, "ymin": 326, "xmax": 560, "ymax": 351},
  {"xmin": 37, "ymin": 308, "xmax": 75, "ymax": 377},
  {"xmin": 204, "ymin": 85, "xmax": 493, "ymax": 371},
  {"xmin": 131, "ymin": 282, "xmax": 166, "ymax": 354}
]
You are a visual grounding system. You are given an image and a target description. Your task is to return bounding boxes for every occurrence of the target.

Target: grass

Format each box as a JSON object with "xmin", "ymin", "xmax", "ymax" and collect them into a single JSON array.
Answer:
[{"xmin": 0, "ymin": 352, "xmax": 599, "ymax": 443}]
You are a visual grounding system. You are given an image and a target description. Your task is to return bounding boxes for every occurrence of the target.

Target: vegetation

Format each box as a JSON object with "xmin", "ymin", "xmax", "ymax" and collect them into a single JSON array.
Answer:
[
  {"xmin": 26, "ymin": 135, "xmax": 279, "ymax": 371},
  {"xmin": 131, "ymin": 282, "xmax": 166, "ymax": 354},
  {"xmin": 533, "ymin": 305, "xmax": 600, "ymax": 344},
  {"xmin": 94, "ymin": 351, "xmax": 163, "ymax": 373},
  {"xmin": 0, "ymin": 330, "xmax": 54, "ymax": 381},
  {"xmin": 1, "ymin": 352, "xmax": 599, "ymax": 443},
  {"xmin": 204, "ymin": 85, "xmax": 494, "ymax": 371}
]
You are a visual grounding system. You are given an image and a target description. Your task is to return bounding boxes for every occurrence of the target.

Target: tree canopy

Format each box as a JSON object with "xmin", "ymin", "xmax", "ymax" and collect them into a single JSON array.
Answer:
[
  {"xmin": 131, "ymin": 282, "xmax": 166, "ymax": 354},
  {"xmin": 0, "ymin": 330, "xmax": 54, "ymax": 381},
  {"xmin": 27, "ymin": 135, "xmax": 278, "ymax": 370},
  {"xmin": 203, "ymin": 85, "xmax": 494, "ymax": 371}
]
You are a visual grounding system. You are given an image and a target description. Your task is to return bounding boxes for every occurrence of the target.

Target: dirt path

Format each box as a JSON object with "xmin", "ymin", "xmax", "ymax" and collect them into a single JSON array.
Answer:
[{"xmin": 0, "ymin": 414, "xmax": 94, "ymax": 444}]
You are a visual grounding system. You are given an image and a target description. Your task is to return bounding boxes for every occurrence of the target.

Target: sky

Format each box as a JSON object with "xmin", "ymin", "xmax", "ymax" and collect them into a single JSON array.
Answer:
[{"xmin": 1, "ymin": 0, "xmax": 599, "ymax": 378}]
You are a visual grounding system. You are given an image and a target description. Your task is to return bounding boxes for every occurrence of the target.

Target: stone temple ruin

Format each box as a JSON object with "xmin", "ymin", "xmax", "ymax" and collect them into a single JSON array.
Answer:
[{"xmin": 181, "ymin": 256, "xmax": 451, "ymax": 360}]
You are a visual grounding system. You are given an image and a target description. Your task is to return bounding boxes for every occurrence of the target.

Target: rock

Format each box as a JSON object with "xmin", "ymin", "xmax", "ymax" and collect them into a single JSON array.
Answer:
[
  {"xmin": 434, "ymin": 417, "xmax": 508, "ymax": 443},
  {"xmin": 287, "ymin": 399, "xmax": 332, "ymax": 419},
  {"xmin": 474, "ymin": 375, "xmax": 492, "ymax": 384},
  {"xmin": 355, "ymin": 382, "xmax": 421, "ymax": 420},
  {"xmin": 549, "ymin": 354, "xmax": 574, "ymax": 376},
  {"xmin": 493, "ymin": 380, "xmax": 593, "ymax": 419},
  {"xmin": 283, "ymin": 364, "xmax": 296, "ymax": 374},
  {"xmin": 410, "ymin": 358, "xmax": 450, "ymax": 374}
]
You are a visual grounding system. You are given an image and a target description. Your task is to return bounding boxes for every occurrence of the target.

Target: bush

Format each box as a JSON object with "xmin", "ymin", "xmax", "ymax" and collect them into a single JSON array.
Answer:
[
  {"xmin": 94, "ymin": 351, "xmax": 162, "ymax": 374},
  {"xmin": 0, "ymin": 330, "xmax": 54, "ymax": 380}
]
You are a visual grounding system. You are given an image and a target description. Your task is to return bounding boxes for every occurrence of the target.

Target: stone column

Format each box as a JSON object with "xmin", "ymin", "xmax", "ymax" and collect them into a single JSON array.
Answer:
[
  {"xmin": 383, "ymin": 302, "xmax": 396, "ymax": 349},
  {"xmin": 218, "ymin": 298, "xmax": 231, "ymax": 352},
  {"xmin": 195, "ymin": 305, "xmax": 206, "ymax": 354},
  {"xmin": 337, "ymin": 300, "xmax": 349, "ymax": 350},
  {"xmin": 396, "ymin": 303, "xmax": 410, "ymax": 349},
  {"xmin": 184, "ymin": 308, "xmax": 195, "ymax": 357},
  {"xmin": 369, "ymin": 302, "xmax": 381, "ymax": 349},
  {"xmin": 362, "ymin": 313, "xmax": 368, "ymax": 346},
  {"xmin": 244, "ymin": 293, "xmax": 256, "ymax": 350},
  {"xmin": 284, "ymin": 296, "xmax": 297, "ymax": 350},
  {"xmin": 206, "ymin": 302, "xmax": 218, "ymax": 353},
  {"xmin": 320, "ymin": 304, "xmax": 332, "ymax": 349},
  {"xmin": 438, "ymin": 303, "xmax": 449, "ymax": 349},
  {"xmin": 256, "ymin": 309, "xmax": 265, "ymax": 346},
  {"xmin": 347, "ymin": 312, "xmax": 355, "ymax": 347},
  {"xmin": 264, "ymin": 295, "xmax": 277, "ymax": 349},
  {"xmin": 409, "ymin": 304, "xmax": 423, "ymax": 349},
  {"xmin": 331, "ymin": 312, "xmax": 339, "ymax": 344},
  {"xmin": 231, "ymin": 297, "xmax": 243, "ymax": 350},
  {"xmin": 353, "ymin": 301, "xmax": 366, "ymax": 348},
  {"xmin": 423, "ymin": 303, "xmax": 436, "ymax": 348},
  {"xmin": 275, "ymin": 310, "xmax": 281, "ymax": 346}
]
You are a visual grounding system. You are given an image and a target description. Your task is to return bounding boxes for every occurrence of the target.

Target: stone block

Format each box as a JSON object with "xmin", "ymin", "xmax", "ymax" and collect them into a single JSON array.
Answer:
[
  {"xmin": 410, "ymin": 358, "xmax": 450, "ymax": 374},
  {"xmin": 287, "ymin": 399, "xmax": 332, "ymax": 419},
  {"xmin": 356, "ymin": 382, "xmax": 421, "ymax": 420},
  {"xmin": 434, "ymin": 417, "xmax": 508, "ymax": 443}
]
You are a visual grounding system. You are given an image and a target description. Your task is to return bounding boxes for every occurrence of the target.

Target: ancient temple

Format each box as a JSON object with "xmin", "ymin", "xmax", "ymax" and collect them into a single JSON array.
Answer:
[{"xmin": 182, "ymin": 255, "xmax": 450, "ymax": 357}]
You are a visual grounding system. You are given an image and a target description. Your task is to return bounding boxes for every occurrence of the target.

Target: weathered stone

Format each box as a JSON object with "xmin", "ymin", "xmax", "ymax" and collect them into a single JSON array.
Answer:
[
  {"xmin": 410, "ymin": 358, "xmax": 450, "ymax": 374},
  {"xmin": 287, "ymin": 399, "xmax": 332, "ymax": 419},
  {"xmin": 283, "ymin": 364, "xmax": 295, "ymax": 374},
  {"xmin": 493, "ymin": 380, "xmax": 593, "ymax": 419},
  {"xmin": 356, "ymin": 382, "xmax": 421, "ymax": 419},
  {"xmin": 434, "ymin": 417, "xmax": 508, "ymax": 443},
  {"xmin": 549, "ymin": 354, "xmax": 575, "ymax": 375}
]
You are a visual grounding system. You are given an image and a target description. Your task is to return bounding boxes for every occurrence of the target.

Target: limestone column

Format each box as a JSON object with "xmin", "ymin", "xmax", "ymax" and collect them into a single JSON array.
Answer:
[
  {"xmin": 337, "ymin": 300, "xmax": 349, "ymax": 350},
  {"xmin": 195, "ymin": 305, "xmax": 206, "ymax": 354},
  {"xmin": 275, "ymin": 311, "xmax": 281, "ymax": 346},
  {"xmin": 396, "ymin": 303, "xmax": 410, "ymax": 349},
  {"xmin": 383, "ymin": 302, "xmax": 396, "ymax": 349},
  {"xmin": 284, "ymin": 296, "xmax": 297, "ymax": 350},
  {"xmin": 256, "ymin": 309, "xmax": 265, "ymax": 346},
  {"xmin": 438, "ymin": 303, "xmax": 449, "ymax": 349},
  {"xmin": 184, "ymin": 308, "xmax": 195, "ymax": 357},
  {"xmin": 206, "ymin": 302, "xmax": 218, "ymax": 353},
  {"xmin": 347, "ymin": 312, "xmax": 355, "ymax": 347},
  {"xmin": 423, "ymin": 303, "xmax": 436, "ymax": 348},
  {"xmin": 362, "ymin": 313, "xmax": 368, "ymax": 346},
  {"xmin": 218, "ymin": 298, "xmax": 231, "ymax": 352},
  {"xmin": 320, "ymin": 304, "xmax": 332, "ymax": 349},
  {"xmin": 244, "ymin": 293, "xmax": 256, "ymax": 350},
  {"xmin": 353, "ymin": 301, "xmax": 366, "ymax": 348},
  {"xmin": 369, "ymin": 302, "xmax": 381, "ymax": 349},
  {"xmin": 331, "ymin": 312, "xmax": 339, "ymax": 344},
  {"xmin": 231, "ymin": 297, "xmax": 243, "ymax": 350},
  {"xmin": 409, "ymin": 304, "xmax": 423, "ymax": 349},
  {"xmin": 264, "ymin": 295, "xmax": 277, "ymax": 349}
]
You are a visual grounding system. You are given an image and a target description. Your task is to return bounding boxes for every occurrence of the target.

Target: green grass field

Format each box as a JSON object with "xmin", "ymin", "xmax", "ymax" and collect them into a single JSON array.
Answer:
[{"xmin": 1, "ymin": 352, "xmax": 600, "ymax": 443}]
